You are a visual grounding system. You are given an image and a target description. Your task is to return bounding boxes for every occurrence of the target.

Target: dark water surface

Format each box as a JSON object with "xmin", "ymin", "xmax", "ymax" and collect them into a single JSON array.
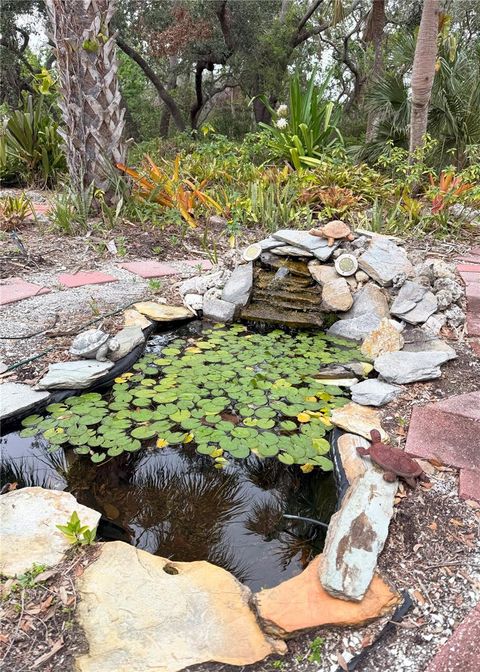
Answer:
[{"xmin": 1, "ymin": 323, "xmax": 339, "ymax": 591}]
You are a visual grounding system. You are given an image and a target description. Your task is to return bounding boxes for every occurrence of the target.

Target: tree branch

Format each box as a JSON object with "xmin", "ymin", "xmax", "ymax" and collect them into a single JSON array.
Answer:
[
  {"xmin": 116, "ymin": 36, "xmax": 186, "ymax": 132},
  {"xmin": 297, "ymin": 0, "xmax": 325, "ymax": 34}
]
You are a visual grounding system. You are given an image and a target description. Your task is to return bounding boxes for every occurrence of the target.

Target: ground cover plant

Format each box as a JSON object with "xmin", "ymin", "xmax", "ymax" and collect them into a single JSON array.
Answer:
[{"xmin": 20, "ymin": 325, "xmax": 364, "ymax": 470}]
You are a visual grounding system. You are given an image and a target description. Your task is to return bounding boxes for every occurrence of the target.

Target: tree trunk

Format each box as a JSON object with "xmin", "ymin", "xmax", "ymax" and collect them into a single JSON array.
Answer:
[
  {"xmin": 409, "ymin": 0, "xmax": 439, "ymax": 156},
  {"xmin": 45, "ymin": 0, "xmax": 126, "ymax": 202},
  {"xmin": 365, "ymin": 0, "xmax": 386, "ymax": 142}
]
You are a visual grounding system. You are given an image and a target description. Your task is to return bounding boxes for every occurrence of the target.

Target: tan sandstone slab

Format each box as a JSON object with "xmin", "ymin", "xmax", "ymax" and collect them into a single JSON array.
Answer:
[
  {"xmin": 75, "ymin": 542, "xmax": 284, "ymax": 672},
  {"xmin": 255, "ymin": 555, "xmax": 400, "ymax": 638},
  {"xmin": 330, "ymin": 402, "xmax": 387, "ymax": 441},
  {"xmin": 0, "ymin": 488, "xmax": 101, "ymax": 577},
  {"xmin": 132, "ymin": 301, "xmax": 193, "ymax": 321},
  {"xmin": 123, "ymin": 308, "xmax": 152, "ymax": 329},
  {"xmin": 360, "ymin": 318, "xmax": 404, "ymax": 360}
]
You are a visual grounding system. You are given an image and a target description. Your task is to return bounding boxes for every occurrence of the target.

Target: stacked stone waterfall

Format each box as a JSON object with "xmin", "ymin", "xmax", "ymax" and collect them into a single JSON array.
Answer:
[{"xmin": 181, "ymin": 225, "xmax": 464, "ymax": 395}]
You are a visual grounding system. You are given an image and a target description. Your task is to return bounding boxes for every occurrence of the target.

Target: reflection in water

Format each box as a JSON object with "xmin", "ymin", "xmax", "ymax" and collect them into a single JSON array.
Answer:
[{"xmin": 1, "ymin": 432, "xmax": 337, "ymax": 591}]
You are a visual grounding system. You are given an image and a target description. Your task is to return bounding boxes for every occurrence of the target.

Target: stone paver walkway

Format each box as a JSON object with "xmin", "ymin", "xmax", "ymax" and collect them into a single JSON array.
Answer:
[
  {"xmin": 0, "ymin": 277, "xmax": 51, "ymax": 306},
  {"xmin": 0, "ymin": 259, "xmax": 213, "ymax": 306},
  {"xmin": 406, "ymin": 390, "xmax": 480, "ymax": 502},
  {"xmin": 424, "ymin": 603, "xmax": 480, "ymax": 672}
]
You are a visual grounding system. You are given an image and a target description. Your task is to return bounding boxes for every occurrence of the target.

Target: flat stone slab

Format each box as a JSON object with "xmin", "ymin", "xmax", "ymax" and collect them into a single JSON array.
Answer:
[
  {"xmin": 57, "ymin": 271, "xmax": 117, "ymax": 287},
  {"xmin": 0, "ymin": 277, "xmax": 51, "ymax": 305},
  {"xmin": 374, "ymin": 350, "xmax": 451, "ymax": 384},
  {"xmin": 0, "ymin": 488, "xmax": 100, "ymax": 577},
  {"xmin": 37, "ymin": 360, "xmax": 114, "ymax": 390},
  {"xmin": 255, "ymin": 554, "xmax": 400, "ymax": 638},
  {"xmin": 327, "ymin": 313, "xmax": 384, "ymax": 341},
  {"xmin": 119, "ymin": 261, "xmax": 177, "ymax": 278},
  {"xmin": 221, "ymin": 262, "xmax": 253, "ymax": 306},
  {"xmin": 272, "ymin": 245, "xmax": 314, "ymax": 257},
  {"xmin": 75, "ymin": 541, "xmax": 283, "ymax": 672},
  {"xmin": 337, "ymin": 433, "xmax": 371, "ymax": 482},
  {"xmin": 391, "ymin": 281, "xmax": 438, "ymax": 324},
  {"xmin": 358, "ymin": 238, "xmax": 413, "ymax": 286},
  {"xmin": 132, "ymin": 302, "xmax": 193, "ymax": 321},
  {"xmin": 320, "ymin": 467, "xmax": 397, "ymax": 601},
  {"xmin": 350, "ymin": 379, "xmax": 401, "ymax": 407},
  {"xmin": 405, "ymin": 392, "xmax": 480, "ymax": 471},
  {"xmin": 0, "ymin": 382, "xmax": 50, "ymax": 421},
  {"xmin": 272, "ymin": 229, "xmax": 328, "ymax": 251},
  {"xmin": 424, "ymin": 603, "xmax": 480, "ymax": 672},
  {"xmin": 123, "ymin": 309, "xmax": 151, "ymax": 329},
  {"xmin": 330, "ymin": 402, "xmax": 387, "ymax": 441}
]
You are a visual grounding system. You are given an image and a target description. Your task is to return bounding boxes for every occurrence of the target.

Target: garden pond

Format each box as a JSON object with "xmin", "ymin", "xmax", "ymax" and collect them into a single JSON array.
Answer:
[{"xmin": 1, "ymin": 322, "xmax": 365, "ymax": 590}]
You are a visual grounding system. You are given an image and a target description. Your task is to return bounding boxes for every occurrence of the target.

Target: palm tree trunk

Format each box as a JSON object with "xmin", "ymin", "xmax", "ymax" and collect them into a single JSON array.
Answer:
[
  {"xmin": 365, "ymin": 0, "xmax": 386, "ymax": 142},
  {"xmin": 45, "ymin": 0, "xmax": 126, "ymax": 202},
  {"xmin": 409, "ymin": 0, "xmax": 440, "ymax": 156}
]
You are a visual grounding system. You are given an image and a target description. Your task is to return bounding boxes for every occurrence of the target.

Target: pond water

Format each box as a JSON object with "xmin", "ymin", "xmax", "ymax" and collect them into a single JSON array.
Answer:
[{"xmin": 1, "ymin": 322, "xmax": 363, "ymax": 590}]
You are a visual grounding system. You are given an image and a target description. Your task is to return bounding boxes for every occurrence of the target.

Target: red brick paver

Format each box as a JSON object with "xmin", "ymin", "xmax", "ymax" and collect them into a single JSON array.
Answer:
[
  {"xmin": 425, "ymin": 604, "xmax": 480, "ymax": 672},
  {"xmin": 58, "ymin": 271, "xmax": 118, "ymax": 288},
  {"xmin": 406, "ymin": 391, "xmax": 480, "ymax": 502},
  {"xmin": 0, "ymin": 277, "xmax": 50, "ymax": 305},
  {"xmin": 119, "ymin": 261, "xmax": 177, "ymax": 278}
]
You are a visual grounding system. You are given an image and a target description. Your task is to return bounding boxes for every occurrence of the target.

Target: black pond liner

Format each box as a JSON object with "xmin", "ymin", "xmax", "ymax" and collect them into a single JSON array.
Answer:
[{"xmin": 1, "ymin": 321, "xmax": 164, "ymax": 435}]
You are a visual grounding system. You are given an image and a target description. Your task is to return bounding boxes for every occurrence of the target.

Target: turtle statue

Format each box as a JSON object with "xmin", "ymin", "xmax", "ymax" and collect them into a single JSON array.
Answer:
[
  {"xmin": 70, "ymin": 329, "xmax": 120, "ymax": 362},
  {"xmin": 356, "ymin": 429, "xmax": 429, "ymax": 488},
  {"xmin": 309, "ymin": 220, "xmax": 355, "ymax": 247}
]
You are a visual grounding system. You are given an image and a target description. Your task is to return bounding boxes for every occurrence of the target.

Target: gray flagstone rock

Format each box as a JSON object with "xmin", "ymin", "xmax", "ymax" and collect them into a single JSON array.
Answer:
[
  {"xmin": 391, "ymin": 281, "xmax": 438, "ymax": 324},
  {"xmin": 319, "ymin": 468, "xmax": 397, "ymax": 601},
  {"xmin": 221, "ymin": 263, "xmax": 253, "ymax": 307},
  {"xmin": 350, "ymin": 379, "xmax": 402, "ymax": 407},
  {"xmin": 36, "ymin": 360, "xmax": 114, "ymax": 390},
  {"xmin": 272, "ymin": 229, "xmax": 328, "ymax": 251},
  {"xmin": 327, "ymin": 283, "xmax": 390, "ymax": 341},
  {"xmin": 203, "ymin": 291, "xmax": 236, "ymax": 322},
  {"xmin": 358, "ymin": 238, "xmax": 413, "ymax": 286},
  {"xmin": 0, "ymin": 382, "xmax": 50, "ymax": 421},
  {"xmin": 257, "ymin": 237, "xmax": 285, "ymax": 251},
  {"xmin": 272, "ymin": 245, "xmax": 313, "ymax": 257},
  {"xmin": 374, "ymin": 350, "xmax": 451, "ymax": 384}
]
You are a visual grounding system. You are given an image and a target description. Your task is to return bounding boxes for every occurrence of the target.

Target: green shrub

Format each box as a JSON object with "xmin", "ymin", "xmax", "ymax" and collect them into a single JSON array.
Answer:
[
  {"xmin": 257, "ymin": 71, "xmax": 343, "ymax": 169},
  {"xmin": 2, "ymin": 94, "xmax": 65, "ymax": 187}
]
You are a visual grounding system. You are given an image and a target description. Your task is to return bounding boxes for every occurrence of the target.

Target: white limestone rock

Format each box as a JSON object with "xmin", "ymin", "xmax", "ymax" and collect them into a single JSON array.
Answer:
[{"xmin": 0, "ymin": 487, "xmax": 100, "ymax": 577}]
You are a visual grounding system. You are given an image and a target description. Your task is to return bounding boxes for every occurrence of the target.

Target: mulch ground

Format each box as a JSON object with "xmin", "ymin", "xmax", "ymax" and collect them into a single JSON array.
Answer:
[
  {"xmin": 1, "ymin": 192, "xmax": 479, "ymax": 671},
  {"xmin": 0, "ymin": 547, "xmax": 99, "ymax": 672}
]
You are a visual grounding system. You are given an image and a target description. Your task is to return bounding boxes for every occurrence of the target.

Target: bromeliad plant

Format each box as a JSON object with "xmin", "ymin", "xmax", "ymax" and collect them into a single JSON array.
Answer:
[
  {"xmin": 428, "ymin": 170, "xmax": 475, "ymax": 214},
  {"xmin": 21, "ymin": 325, "xmax": 367, "ymax": 472},
  {"xmin": 256, "ymin": 71, "xmax": 343, "ymax": 169},
  {"xmin": 116, "ymin": 155, "xmax": 222, "ymax": 227}
]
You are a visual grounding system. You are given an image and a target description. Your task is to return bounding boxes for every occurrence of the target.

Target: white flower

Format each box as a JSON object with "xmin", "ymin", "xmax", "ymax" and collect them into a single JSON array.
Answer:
[
  {"xmin": 275, "ymin": 117, "xmax": 288, "ymax": 130},
  {"xmin": 276, "ymin": 104, "xmax": 288, "ymax": 117}
]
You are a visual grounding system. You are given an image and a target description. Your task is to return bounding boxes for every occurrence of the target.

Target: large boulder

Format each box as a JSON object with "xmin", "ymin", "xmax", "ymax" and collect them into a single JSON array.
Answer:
[
  {"xmin": 221, "ymin": 263, "xmax": 253, "ymax": 307},
  {"xmin": 0, "ymin": 488, "xmax": 100, "ymax": 577},
  {"xmin": 75, "ymin": 541, "xmax": 284, "ymax": 672}
]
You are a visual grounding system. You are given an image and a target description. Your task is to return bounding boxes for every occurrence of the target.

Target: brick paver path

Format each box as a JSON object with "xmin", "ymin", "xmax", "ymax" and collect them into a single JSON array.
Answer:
[{"xmin": 424, "ymin": 603, "xmax": 480, "ymax": 672}]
